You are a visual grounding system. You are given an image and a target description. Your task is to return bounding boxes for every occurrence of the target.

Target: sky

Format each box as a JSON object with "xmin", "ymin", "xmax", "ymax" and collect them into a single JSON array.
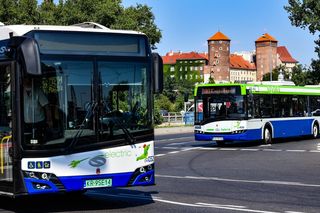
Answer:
[{"xmin": 121, "ymin": 0, "xmax": 318, "ymax": 66}]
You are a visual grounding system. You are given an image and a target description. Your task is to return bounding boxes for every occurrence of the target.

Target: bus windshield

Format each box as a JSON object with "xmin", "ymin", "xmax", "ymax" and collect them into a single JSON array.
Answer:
[
  {"xmin": 195, "ymin": 86, "xmax": 248, "ymax": 124},
  {"xmin": 22, "ymin": 58, "xmax": 151, "ymax": 149}
]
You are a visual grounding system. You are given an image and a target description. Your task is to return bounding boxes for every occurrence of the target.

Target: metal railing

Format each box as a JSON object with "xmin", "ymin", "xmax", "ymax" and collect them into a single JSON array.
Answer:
[{"xmin": 161, "ymin": 112, "xmax": 184, "ymax": 124}]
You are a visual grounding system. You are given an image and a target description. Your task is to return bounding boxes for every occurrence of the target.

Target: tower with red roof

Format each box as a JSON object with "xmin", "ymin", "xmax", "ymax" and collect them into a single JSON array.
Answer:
[
  {"xmin": 207, "ymin": 31, "xmax": 231, "ymax": 82},
  {"xmin": 255, "ymin": 33, "xmax": 278, "ymax": 81}
]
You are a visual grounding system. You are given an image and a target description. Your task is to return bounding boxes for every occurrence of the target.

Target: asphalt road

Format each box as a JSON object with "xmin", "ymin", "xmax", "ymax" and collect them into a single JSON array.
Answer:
[{"xmin": 1, "ymin": 131, "xmax": 320, "ymax": 213}]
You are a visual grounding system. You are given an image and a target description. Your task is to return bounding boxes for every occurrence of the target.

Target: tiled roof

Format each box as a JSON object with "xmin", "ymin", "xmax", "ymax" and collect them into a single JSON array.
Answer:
[
  {"xmin": 208, "ymin": 31, "xmax": 230, "ymax": 41},
  {"xmin": 255, "ymin": 33, "xmax": 277, "ymax": 42},
  {"xmin": 162, "ymin": 51, "xmax": 208, "ymax": 64},
  {"xmin": 230, "ymin": 54, "xmax": 256, "ymax": 70},
  {"xmin": 277, "ymin": 46, "xmax": 298, "ymax": 63}
]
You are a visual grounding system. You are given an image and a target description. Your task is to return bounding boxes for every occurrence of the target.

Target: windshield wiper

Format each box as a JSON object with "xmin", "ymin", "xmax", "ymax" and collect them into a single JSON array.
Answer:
[
  {"xmin": 66, "ymin": 102, "xmax": 97, "ymax": 154},
  {"xmin": 104, "ymin": 104, "xmax": 136, "ymax": 145}
]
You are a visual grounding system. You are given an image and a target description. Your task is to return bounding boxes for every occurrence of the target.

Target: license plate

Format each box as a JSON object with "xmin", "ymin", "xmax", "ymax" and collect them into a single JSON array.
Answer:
[
  {"xmin": 213, "ymin": 137, "xmax": 224, "ymax": 141},
  {"xmin": 84, "ymin": 178, "xmax": 112, "ymax": 188}
]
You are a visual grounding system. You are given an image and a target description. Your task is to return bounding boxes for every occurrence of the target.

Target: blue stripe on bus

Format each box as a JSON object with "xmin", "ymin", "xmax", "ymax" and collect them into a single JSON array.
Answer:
[
  {"xmin": 195, "ymin": 118, "xmax": 315, "ymax": 142},
  {"xmin": 24, "ymin": 170, "xmax": 155, "ymax": 194},
  {"xmin": 195, "ymin": 128, "xmax": 261, "ymax": 141},
  {"xmin": 270, "ymin": 119, "xmax": 313, "ymax": 138}
]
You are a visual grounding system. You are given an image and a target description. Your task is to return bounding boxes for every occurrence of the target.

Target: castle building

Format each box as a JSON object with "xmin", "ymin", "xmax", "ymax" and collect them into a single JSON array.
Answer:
[
  {"xmin": 255, "ymin": 33, "xmax": 278, "ymax": 80},
  {"xmin": 163, "ymin": 31, "xmax": 298, "ymax": 84}
]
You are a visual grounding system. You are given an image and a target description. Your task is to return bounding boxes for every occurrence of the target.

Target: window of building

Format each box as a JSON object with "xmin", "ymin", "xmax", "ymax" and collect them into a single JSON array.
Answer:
[
  {"xmin": 219, "ymin": 41, "xmax": 222, "ymax": 44},
  {"xmin": 170, "ymin": 66, "xmax": 175, "ymax": 72},
  {"xmin": 195, "ymin": 66, "xmax": 198, "ymax": 71},
  {"xmin": 200, "ymin": 66, "xmax": 203, "ymax": 71},
  {"xmin": 190, "ymin": 75, "xmax": 193, "ymax": 79},
  {"xmin": 216, "ymin": 60, "xmax": 219, "ymax": 64},
  {"xmin": 185, "ymin": 67, "xmax": 188, "ymax": 71},
  {"xmin": 185, "ymin": 75, "xmax": 188, "ymax": 79},
  {"xmin": 179, "ymin": 67, "xmax": 182, "ymax": 71},
  {"xmin": 190, "ymin": 66, "xmax": 194, "ymax": 71},
  {"xmin": 219, "ymin": 47, "xmax": 222, "ymax": 50}
]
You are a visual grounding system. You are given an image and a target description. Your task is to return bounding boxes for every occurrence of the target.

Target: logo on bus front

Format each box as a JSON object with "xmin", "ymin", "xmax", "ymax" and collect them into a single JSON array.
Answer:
[{"xmin": 0, "ymin": 46, "xmax": 6, "ymax": 55}]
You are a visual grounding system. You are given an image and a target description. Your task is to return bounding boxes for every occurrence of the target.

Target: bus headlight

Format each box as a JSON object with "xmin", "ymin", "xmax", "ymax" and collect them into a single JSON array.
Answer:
[{"xmin": 232, "ymin": 130, "xmax": 246, "ymax": 134}]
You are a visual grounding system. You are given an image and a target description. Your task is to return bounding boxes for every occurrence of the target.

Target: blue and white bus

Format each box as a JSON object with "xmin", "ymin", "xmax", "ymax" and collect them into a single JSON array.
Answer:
[
  {"xmin": 194, "ymin": 83, "xmax": 320, "ymax": 145},
  {"xmin": 0, "ymin": 22, "xmax": 163, "ymax": 196}
]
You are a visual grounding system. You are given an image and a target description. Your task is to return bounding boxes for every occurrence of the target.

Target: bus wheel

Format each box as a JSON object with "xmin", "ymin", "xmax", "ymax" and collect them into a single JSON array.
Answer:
[
  {"xmin": 312, "ymin": 123, "xmax": 319, "ymax": 138},
  {"xmin": 263, "ymin": 127, "xmax": 272, "ymax": 144}
]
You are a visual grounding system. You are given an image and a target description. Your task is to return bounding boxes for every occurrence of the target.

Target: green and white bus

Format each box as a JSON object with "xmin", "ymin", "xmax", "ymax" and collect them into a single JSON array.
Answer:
[
  {"xmin": 194, "ymin": 82, "xmax": 320, "ymax": 145},
  {"xmin": 0, "ymin": 22, "xmax": 162, "ymax": 196}
]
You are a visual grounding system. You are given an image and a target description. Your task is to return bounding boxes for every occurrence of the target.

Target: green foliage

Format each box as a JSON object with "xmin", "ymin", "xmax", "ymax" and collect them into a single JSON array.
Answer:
[
  {"xmin": 111, "ymin": 4, "xmax": 161, "ymax": 49},
  {"xmin": 0, "ymin": 0, "xmax": 161, "ymax": 48},
  {"xmin": 285, "ymin": 0, "xmax": 320, "ymax": 65},
  {"xmin": 262, "ymin": 65, "xmax": 290, "ymax": 81},
  {"xmin": 291, "ymin": 64, "xmax": 308, "ymax": 85}
]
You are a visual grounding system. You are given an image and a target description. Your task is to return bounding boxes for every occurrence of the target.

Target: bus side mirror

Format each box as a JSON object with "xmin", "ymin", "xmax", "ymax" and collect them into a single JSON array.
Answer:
[
  {"xmin": 7, "ymin": 36, "xmax": 41, "ymax": 75},
  {"xmin": 152, "ymin": 53, "xmax": 163, "ymax": 94}
]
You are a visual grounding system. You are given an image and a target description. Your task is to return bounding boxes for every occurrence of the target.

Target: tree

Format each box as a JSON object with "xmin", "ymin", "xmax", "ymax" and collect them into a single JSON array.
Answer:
[
  {"xmin": 262, "ymin": 65, "xmax": 290, "ymax": 81},
  {"xmin": 285, "ymin": 1, "xmax": 320, "ymax": 85},
  {"xmin": 285, "ymin": 0, "xmax": 320, "ymax": 58},
  {"xmin": 111, "ymin": 4, "xmax": 161, "ymax": 49},
  {"xmin": 0, "ymin": 0, "xmax": 18, "ymax": 24},
  {"xmin": 17, "ymin": 0, "xmax": 39, "ymax": 24},
  {"xmin": 0, "ymin": 0, "xmax": 162, "ymax": 49}
]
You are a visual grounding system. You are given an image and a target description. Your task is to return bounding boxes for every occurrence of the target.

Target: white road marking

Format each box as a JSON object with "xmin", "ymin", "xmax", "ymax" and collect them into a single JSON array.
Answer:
[
  {"xmin": 162, "ymin": 147, "xmax": 180, "ymax": 149},
  {"xmin": 309, "ymin": 150, "xmax": 320, "ymax": 153},
  {"xmin": 155, "ymin": 154, "xmax": 166, "ymax": 157},
  {"xmin": 168, "ymin": 151, "xmax": 180, "ymax": 154},
  {"xmin": 156, "ymin": 174, "xmax": 320, "ymax": 188},
  {"xmin": 89, "ymin": 191, "xmax": 280, "ymax": 213},
  {"xmin": 199, "ymin": 147, "xmax": 219, "ymax": 150},
  {"xmin": 286, "ymin": 150, "xmax": 306, "ymax": 152},
  {"xmin": 196, "ymin": 202, "xmax": 278, "ymax": 213},
  {"xmin": 259, "ymin": 144, "xmax": 272, "ymax": 147},
  {"xmin": 262, "ymin": 149, "xmax": 283, "ymax": 152},
  {"xmin": 240, "ymin": 149, "xmax": 259, "ymax": 151},
  {"xmin": 219, "ymin": 148, "xmax": 239, "ymax": 151}
]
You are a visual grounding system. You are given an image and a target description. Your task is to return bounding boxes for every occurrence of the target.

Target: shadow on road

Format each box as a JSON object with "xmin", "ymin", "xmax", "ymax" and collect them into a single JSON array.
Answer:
[{"xmin": 0, "ymin": 188, "xmax": 157, "ymax": 213}]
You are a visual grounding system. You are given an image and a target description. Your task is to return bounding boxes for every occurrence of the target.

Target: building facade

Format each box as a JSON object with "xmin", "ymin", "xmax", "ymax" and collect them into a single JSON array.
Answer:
[
  {"xmin": 162, "ymin": 51, "xmax": 208, "ymax": 83},
  {"xmin": 163, "ymin": 32, "xmax": 298, "ymax": 84}
]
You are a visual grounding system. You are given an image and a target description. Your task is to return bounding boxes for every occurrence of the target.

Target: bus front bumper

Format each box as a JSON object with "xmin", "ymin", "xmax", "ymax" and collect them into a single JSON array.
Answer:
[{"xmin": 195, "ymin": 129, "xmax": 261, "ymax": 142}]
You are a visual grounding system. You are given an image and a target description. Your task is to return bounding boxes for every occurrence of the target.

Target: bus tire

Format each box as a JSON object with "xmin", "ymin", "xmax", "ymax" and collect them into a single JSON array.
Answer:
[
  {"xmin": 312, "ymin": 123, "xmax": 319, "ymax": 139},
  {"xmin": 263, "ymin": 127, "xmax": 272, "ymax": 144}
]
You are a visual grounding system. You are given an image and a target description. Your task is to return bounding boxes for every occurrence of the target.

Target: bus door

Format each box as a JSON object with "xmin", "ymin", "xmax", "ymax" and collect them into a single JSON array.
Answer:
[{"xmin": 0, "ymin": 62, "xmax": 13, "ymax": 194}]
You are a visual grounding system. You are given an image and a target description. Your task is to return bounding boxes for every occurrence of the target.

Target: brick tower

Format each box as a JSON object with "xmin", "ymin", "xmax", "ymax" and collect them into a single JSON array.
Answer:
[
  {"xmin": 255, "ymin": 33, "xmax": 278, "ymax": 81},
  {"xmin": 207, "ymin": 31, "xmax": 230, "ymax": 82}
]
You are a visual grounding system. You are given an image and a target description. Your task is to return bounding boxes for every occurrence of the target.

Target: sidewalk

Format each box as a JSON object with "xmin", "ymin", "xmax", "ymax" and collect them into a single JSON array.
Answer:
[{"xmin": 154, "ymin": 126, "xmax": 194, "ymax": 135}]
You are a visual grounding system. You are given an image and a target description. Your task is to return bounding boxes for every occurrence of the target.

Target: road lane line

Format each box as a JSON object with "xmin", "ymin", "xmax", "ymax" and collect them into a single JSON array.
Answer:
[
  {"xmin": 155, "ymin": 154, "xmax": 166, "ymax": 157},
  {"xmin": 156, "ymin": 174, "xmax": 320, "ymax": 188},
  {"xmin": 168, "ymin": 151, "xmax": 180, "ymax": 154},
  {"xmin": 219, "ymin": 148, "xmax": 239, "ymax": 151},
  {"xmin": 286, "ymin": 150, "xmax": 306, "ymax": 152},
  {"xmin": 196, "ymin": 202, "xmax": 278, "ymax": 213},
  {"xmin": 240, "ymin": 149, "xmax": 259, "ymax": 151},
  {"xmin": 198, "ymin": 147, "xmax": 218, "ymax": 150},
  {"xmin": 89, "ymin": 191, "xmax": 291, "ymax": 213},
  {"xmin": 262, "ymin": 149, "xmax": 282, "ymax": 152},
  {"xmin": 162, "ymin": 147, "xmax": 180, "ymax": 149}
]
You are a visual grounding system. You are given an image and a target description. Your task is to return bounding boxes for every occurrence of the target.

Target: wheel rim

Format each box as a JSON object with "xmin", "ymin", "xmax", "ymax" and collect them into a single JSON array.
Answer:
[
  {"xmin": 264, "ymin": 128, "xmax": 271, "ymax": 143},
  {"xmin": 313, "ymin": 125, "xmax": 318, "ymax": 138}
]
